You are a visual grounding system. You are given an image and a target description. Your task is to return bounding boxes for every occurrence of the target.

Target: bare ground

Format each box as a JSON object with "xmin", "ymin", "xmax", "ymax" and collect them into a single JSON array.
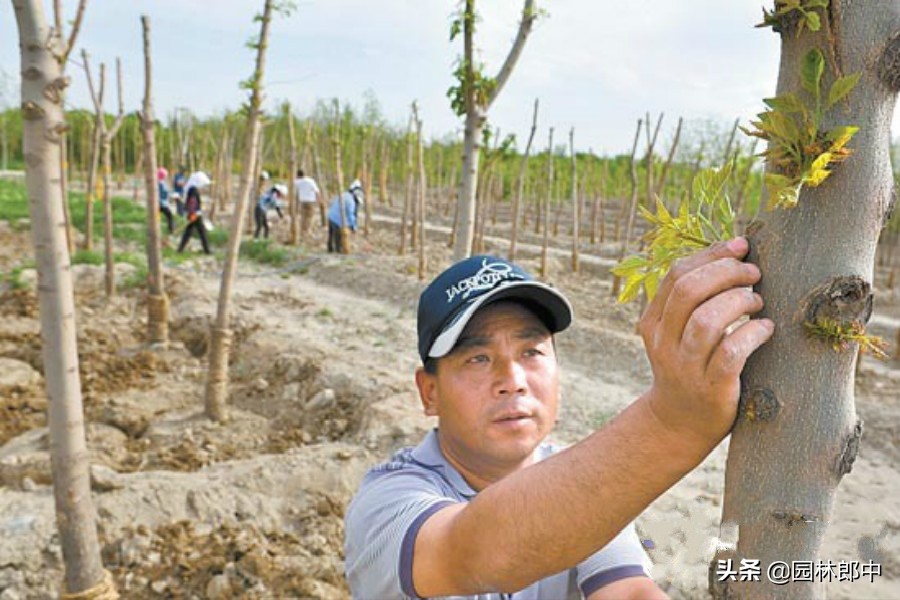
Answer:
[{"xmin": 1, "ymin": 211, "xmax": 899, "ymax": 599}]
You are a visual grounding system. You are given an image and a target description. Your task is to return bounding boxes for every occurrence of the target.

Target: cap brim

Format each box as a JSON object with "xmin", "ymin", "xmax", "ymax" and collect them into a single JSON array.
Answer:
[{"xmin": 428, "ymin": 280, "xmax": 572, "ymax": 359}]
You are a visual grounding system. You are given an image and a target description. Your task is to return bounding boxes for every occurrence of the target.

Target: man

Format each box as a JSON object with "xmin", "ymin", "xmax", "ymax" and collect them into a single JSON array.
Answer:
[
  {"xmin": 294, "ymin": 168, "xmax": 322, "ymax": 240},
  {"xmin": 327, "ymin": 179, "xmax": 364, "ymax": 253},
  {"xmin": 345, "ymin": 239, "xmax": 773, "ymax": 599}
]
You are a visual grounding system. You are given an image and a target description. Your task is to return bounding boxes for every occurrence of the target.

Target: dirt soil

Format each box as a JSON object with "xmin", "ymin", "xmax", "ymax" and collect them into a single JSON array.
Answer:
[{"xmin": 1, "ymin": 208, "xmax": 899, "ymax": 599}]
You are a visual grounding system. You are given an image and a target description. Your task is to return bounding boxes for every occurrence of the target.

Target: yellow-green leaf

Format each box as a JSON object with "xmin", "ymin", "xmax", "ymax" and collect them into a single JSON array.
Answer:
[
  {"xmin": 763, "ymin": 93, "xmax": 805, "ymax": 114},
  {"xmin": 826, "ymin": 125, "xmax": 859, "ymax": 151},
  {"xmin": 826, "ymin": 72, "xmax": 861, "ymax": 109}
]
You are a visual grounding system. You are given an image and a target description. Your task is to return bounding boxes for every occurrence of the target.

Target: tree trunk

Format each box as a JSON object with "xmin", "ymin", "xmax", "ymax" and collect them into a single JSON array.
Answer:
[
  {"xmin": 713, "ymin": 4, "xmax": 900, "ymax": 598},
  {"xmin": 455, "ymin": 108, "xmax": 485, "ymax": 259},
  {"xmin": 139, "ymin": 15, "xmax": 168, "ymax": 346},
  {"xmin": 569, "ymin": 127, "xmax": 579, "ymax": 273},
  {"xmin": 11, "ymin": 0, "xmax": 114, "ymax": 595},
  {"xmin": 413, "ymin": 103, "xmax": 427, "ymax": 280},
  {"xmin": 399, "ymin": 114, "xmax": 414, "ymax": 255},
  {"xmin": 101, "ymin": 137, "xmax": 115, "ymax": 297},
  {"xmin": 540, "ymin": 127, "xmax": 553, "ymax": 278},
  {"xmin": 656, "ymin": 116, "xmax": 683, "ymax": 206},
  {"xmin": 285, "ymin": 103, "xmax": 299, "ymax": 245},
  {"xmin": 83, "ymin": 84, "xmax": 102, "ymax": 251},
  {"xmin": 510, "ymin": 98, "xmax": 538, "ymax": 262},
  {"xmin": 611, "ymin": 119, "xmax": 643, "ymax": 298},
  {"xmin": 204, "ymin": 0, "xmax": 274, "ymax": 422}
]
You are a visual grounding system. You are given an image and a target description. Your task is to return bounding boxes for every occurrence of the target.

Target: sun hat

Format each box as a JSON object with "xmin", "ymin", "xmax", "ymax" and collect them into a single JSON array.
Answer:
[
  {"xmin": 185, "ymin": 171, "xmax": 211, "ymax": 191},
  {"xmin": 417, "ymin": 255, "xmax": 572, "ymax": 364},
  {"xmin": 273, "ymin": 183, "xmax": 288, "ymax": 196}
]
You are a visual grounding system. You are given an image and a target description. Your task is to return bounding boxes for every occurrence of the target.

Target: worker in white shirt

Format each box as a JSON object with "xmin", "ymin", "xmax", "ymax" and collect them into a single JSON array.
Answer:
[{"xmin": 294, "ymin": 168, "xmax": 322, "ymax": 241}]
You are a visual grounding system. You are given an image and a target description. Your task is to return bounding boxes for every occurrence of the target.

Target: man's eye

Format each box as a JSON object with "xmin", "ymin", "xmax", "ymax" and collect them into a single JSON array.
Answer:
[
  {"xmin": 466, "ymin": 354, "xmax": 489, "ymax": 364},
  {"xmin": 523, "ymin": 347, "xmax": 545, "ymax": 357}
]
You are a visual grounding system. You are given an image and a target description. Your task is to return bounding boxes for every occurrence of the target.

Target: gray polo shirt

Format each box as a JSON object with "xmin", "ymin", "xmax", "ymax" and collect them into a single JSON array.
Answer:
[{"xmin": 345, "ymin": 429, "xmax": 652, "ymax": 599}]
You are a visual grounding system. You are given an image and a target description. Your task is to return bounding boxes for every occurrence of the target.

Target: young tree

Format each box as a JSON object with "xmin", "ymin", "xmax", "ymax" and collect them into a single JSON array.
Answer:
[
  {"xmin": 138, "ymin": 15, "xmax": 169, "ymax": 345},
  {"xmin": 509, "ymin": 99, "xmax": 538, "ymax": 262},
  {"xmin": 449, "ymin": 0, "xmax": 538, "ymax": 260},
  {"xmin": 83, "ymin": 53, "xmax": 125, "ymax": 298},
  {"xmin": 10, "ymin": 0, "xmax": 115, "ymax": 596},
  {"xmin": 539, "ymin": 127, "xmax": 553, "ymax": 277},
  {"xmin": 204, "ymin": 0, "xmax": 293, "ymax": 421},
  {"xmin": 413, "ymin": 101, "xmax": 427, "ymax": 280},
  {"xmin": 285, "ymin": 102, "xmax": 299, "ymax": 245},
  {"xmin": 611, "ymin": 119, "xmax": 643, "ymax": 298},
  {"xmin": 712, "ymin": 3, "xmax": 900, "ymax": 598},
  {"xmin": 569, "ymin": 127, "xmax": 579, "ymax": 272}
]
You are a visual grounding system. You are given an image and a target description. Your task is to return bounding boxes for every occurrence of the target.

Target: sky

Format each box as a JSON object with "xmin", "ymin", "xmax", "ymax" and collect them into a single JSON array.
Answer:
[{"xmin": 1, "ymin": 1, "xmax": 898, "ymax": 156}]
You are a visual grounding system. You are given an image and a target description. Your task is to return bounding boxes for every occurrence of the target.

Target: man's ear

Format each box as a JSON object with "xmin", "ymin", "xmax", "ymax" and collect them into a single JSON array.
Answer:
[{"xmin": 415, "ymin": 368, "xmax": 439, "ymax": 417}]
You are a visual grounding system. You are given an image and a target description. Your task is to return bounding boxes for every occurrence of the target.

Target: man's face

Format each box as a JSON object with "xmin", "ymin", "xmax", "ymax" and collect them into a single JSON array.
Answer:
[{"xmin": 415, "ymin": 301, "xmax": 560, "ymax": 488}]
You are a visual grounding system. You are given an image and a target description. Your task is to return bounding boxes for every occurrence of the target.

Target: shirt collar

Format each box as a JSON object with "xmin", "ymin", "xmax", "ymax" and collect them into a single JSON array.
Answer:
[
  {"xmin": 410, "ymin": 428, "xmax": 478, "ymax": 499},
  {"xmin": 409, "ymin": 428, "xmax": 556, "ymax": 499}
]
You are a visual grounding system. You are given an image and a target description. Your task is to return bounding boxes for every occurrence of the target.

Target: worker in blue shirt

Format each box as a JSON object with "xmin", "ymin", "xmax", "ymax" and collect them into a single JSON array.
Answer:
[
  {"xmin": 327, "ymin": 179, "xmax": 364, "ymax": 253},
  {"xmin": 254, "ymin": 183, "xmax": 287, "ymax": 240}
]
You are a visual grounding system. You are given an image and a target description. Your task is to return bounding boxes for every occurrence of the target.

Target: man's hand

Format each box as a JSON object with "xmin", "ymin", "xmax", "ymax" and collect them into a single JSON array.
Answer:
[{"xmin": 639, "ymin": 237, "xmax": 774, "ymax": 447}]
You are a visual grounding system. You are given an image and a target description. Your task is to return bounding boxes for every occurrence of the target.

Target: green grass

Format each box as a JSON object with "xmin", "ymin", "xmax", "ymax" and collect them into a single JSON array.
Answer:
[
  {"xmin": 72, "ymin": 248, "xmax": 104, "ymax": 265},
  {"xmin": 2, "ymin": 178, "xmax": 301, "ymax": 282},
  {"xmin": 239, "ymin": 239, "xmax": 290, "ymax": 266},
  {"xmin": 2, "ymin": 262, "xmax": 35, "ymax": 290}
]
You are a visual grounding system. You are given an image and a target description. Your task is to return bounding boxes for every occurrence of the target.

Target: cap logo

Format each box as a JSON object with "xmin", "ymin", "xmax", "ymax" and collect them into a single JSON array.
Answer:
[{"xmin": 444, "ymin": 258, "xmax": 522, "ymax": 303}]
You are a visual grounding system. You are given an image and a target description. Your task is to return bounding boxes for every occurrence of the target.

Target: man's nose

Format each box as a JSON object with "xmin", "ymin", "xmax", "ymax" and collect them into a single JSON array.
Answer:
[{"xmin": 493, "ymin": 357, "xmax": 528, "ymax": 396}]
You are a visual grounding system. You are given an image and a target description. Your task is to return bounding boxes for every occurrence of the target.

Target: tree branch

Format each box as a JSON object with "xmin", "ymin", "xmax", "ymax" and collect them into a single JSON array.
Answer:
[
  {"xmin": 106, "ymin": 57, "xmax": 125, "ymax": 138},
  {"xmin": 62, "ymin": 0, "xmax": 88, "ymax": 66},
  {"xmin": 81, "ymin": 49, "xmax": 102, "ymax": 113},
  {"xmin": 486, "ymin": 0, "xmax": 536, "ymax": 109}
]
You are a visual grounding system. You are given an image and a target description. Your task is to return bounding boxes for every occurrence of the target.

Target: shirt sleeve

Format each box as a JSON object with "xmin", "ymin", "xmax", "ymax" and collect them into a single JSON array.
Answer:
[
  {"xmin": 576, "ymin": 522, "xmax": 653, "ymax": 596},
  {"xmin": 344, "ymin": 469, "xmax": 456, "ymax": 600}
]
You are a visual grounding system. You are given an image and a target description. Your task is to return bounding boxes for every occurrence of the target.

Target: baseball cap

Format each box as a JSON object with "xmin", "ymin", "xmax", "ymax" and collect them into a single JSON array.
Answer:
[{"xmin": 417, "ymin": 255, "xmax": 572, "ymax": 363}]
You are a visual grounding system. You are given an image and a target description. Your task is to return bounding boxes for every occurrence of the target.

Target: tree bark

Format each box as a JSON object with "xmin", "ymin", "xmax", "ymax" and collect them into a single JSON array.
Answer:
[
  {"xmin": 139, "ymin": 15, "xmax": 168, "ymax": 345},
  {"xmin": 11, "ymin": 0, "xmax": 114, "ymax": 595},
  {"xmin": 204, "ymin": 0, "xmax": 274, "ymax": 422},
  {"xmin": 713, "ymin": 4, "xmax": 900, "ymax": 598}
]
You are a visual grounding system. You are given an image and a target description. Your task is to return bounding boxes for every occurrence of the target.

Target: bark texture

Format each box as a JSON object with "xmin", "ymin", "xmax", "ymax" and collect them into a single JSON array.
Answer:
[{"xmin": 713, "ymin": 4, "xmax": 900, "ymax": 598}]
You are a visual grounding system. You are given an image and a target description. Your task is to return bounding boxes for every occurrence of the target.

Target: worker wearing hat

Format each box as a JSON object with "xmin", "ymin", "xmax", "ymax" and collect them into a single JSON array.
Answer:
[
  {"xmin": 254, "ymin": 182, "xmax": 287, "ymax": 240},
  {"xmin": 177, "ymin": 171, "xmax": 212, "ymax": 255},
  {"xmin": 326, "ymin": 179, "xmax": 364, "ymax": 253},
  {"xmin": 345, "ymin": 239, "xmax": 773, "ymax": 599}
]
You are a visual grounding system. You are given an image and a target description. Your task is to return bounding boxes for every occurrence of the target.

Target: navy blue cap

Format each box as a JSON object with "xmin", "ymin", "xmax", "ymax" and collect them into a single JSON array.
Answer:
[{"xmin": 417, "ymin": 255, "xmax": 573, "ymax": 363}]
